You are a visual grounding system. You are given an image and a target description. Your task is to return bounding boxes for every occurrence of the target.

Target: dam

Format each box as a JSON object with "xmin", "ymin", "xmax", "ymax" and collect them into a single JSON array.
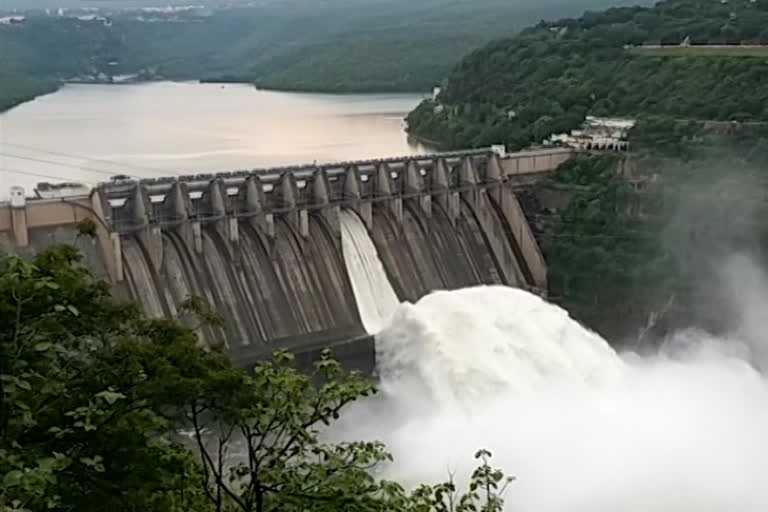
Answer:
[{"xmin": 0, "ymin": 147, "xmax": 574, "ymax": 370}]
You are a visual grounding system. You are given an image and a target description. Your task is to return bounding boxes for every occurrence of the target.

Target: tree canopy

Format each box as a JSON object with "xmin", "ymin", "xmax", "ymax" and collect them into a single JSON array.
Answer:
[
  {"xmin": 527, "ymin": 120, "xmax": 768, "ymax": 342},
  {"xmin": 0, "ymin": 0, "xmax": 645, "ymax": 111},
  {"xmin": 406, "ymin": 0, "xmax": 768, "ymax": 150},
  {"xmin": 0, "ymin": 245, "xmax": 513, "ymax": 512}
]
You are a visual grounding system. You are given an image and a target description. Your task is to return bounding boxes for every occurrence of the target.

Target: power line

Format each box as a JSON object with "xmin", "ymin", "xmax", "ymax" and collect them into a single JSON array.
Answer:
[
  {"xmin": 0, "ymin": 141, "xmax": 171, "ymax": 176},
  {"xmin": 0, "ymin": 166, "xmax": 98, "ymax": 185},
  {"xmin": 0, "ymin": 152, "xmax": 141, "ymax": 179}
]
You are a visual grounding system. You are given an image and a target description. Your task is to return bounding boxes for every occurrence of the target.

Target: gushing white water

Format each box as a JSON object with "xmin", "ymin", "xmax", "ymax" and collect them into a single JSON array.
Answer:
[
  {"xmin": 376, "ymin": 286, "xmax": 625, "ymax": 411},
  {"xmin": 339, "ymin": 209, "xmax": 400, "ymax": 333},
  {"xmin": 334, "ymin": 285, "xmax": 768, "ymax": 511}
]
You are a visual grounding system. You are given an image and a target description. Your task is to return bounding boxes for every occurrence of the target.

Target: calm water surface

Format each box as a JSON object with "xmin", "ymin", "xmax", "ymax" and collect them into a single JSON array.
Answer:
[{"xmin": 0, "ymin": 82, "xmax": 428, "ymax": 196}]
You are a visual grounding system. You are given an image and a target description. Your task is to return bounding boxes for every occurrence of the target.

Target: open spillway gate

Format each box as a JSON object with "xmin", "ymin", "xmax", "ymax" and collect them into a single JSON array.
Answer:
[{"xmin": 0, "ymin": 147, "xmax": 574, "ymax": 370}]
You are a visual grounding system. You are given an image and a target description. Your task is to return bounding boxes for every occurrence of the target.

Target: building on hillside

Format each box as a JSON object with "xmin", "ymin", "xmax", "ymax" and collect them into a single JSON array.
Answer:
[
  {"xmin": 547, "ymin": 116, "xmax": 635, "ymax": 151},
  {"xmin": 74, "ymin": 14, "xmax": 111, "ymax": 26},
  {"xmin": 0, "ymin": 15, "xmax": 25, "ymax": 25}
]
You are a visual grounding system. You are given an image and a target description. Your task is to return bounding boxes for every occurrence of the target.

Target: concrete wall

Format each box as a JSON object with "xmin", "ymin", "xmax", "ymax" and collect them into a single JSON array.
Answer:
[
  {"xmin": 500, "ymin": 147, "xmax": 574, "ymax": 176},
  {"xmin": 0, "ymin": 148, "xmax": 573, "ymax": 368},
  {"xmin": 116, "ymin": 216, "xmax": 363, "ymax": 352}
]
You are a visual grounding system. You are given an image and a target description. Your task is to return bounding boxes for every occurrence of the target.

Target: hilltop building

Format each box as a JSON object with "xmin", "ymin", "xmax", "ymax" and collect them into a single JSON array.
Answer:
[
  {"xmin": 0, "ymin": 15, "xmax": 25, "ymax": 25},
  {"xmin": 548, "ymin": 116, "xmax": 635, "ymax": 151}
]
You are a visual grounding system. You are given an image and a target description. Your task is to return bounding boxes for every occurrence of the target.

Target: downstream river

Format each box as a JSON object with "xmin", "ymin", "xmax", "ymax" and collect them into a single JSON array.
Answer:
[{"xmin": 0, "ymin": 82, "xmax": 428, "ymax": 196}]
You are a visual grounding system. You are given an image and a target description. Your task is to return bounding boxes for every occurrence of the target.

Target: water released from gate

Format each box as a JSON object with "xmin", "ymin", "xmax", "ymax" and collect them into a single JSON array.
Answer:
[
  {"xmin": 337, "ymin": 209, "xmax": 768, "ymax": 511},
  {"xmin": 340, "ymin": 209, "xmax": 400, "ymax": 333}
]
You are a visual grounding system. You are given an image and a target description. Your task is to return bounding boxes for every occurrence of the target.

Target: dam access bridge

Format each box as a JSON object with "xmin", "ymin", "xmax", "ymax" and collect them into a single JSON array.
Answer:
[{"xmin": 0, "ymin": 146, "xmax": 574, "ymax": 371}]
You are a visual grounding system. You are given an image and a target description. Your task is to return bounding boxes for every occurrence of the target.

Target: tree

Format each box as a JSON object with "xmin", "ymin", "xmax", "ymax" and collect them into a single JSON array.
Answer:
[
  {"xmin": 398, "ymin": 450, "xmax": 515, "ymax": 512},
  {"xmin": 186, "ymin": 349, "xmax": 392, "ymax": 512},
  {"xmin": 186, "ymin": 353, "xmax": 516, "ymax": 512},
  {"xmin": 406, "ymin": 0, "xmax": 768, "ymax": 150},
  {"xmin": 0, "ymin": 245, "xmax": 211, "ymax": 511},
  {"xmin": 0, "ymin": 245, "xmax": 515, "ymax": 512}
]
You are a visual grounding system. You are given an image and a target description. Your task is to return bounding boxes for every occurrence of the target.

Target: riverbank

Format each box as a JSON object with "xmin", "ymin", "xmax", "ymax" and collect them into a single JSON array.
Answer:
[
  {"xmin": 0, "ymin": 75, "xmax": 58, "ymax": 114},
  {"xmin": 405, "ymin": 132, "xmax": 444, "ymax": 151},
  {"xmin": 201, "ymin": 77, "xmax": 430, "ymax": 96},
  {"xmin": 0, "ymin": 77, "xmax": 429, "ymax": 116},
  {"xmin": 0, "ymin": 82, "xmax": 426, "ymax": 195}
]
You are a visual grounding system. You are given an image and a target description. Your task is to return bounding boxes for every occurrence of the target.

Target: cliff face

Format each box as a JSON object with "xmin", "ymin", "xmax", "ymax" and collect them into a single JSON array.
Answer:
[{"xmin": 516, "ymin": 131, "xmax": 768, "ymax": 346}]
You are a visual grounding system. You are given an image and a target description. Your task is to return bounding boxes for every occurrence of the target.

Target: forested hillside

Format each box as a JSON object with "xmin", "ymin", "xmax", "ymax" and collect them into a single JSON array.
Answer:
[
  {"xmin": 528, "ymin": 121, "xmax": 768, "ymax": 343},
  {"xmin": 0, "ymin": 0, "xmax": 644, "ymax": 111},
  {"xmin": 401, "ymin": 0, "xmax": 768, "ymax": 342},
  {"xmin": 406, "ymin": 0, "xmax": 768, "ymax": 150}
]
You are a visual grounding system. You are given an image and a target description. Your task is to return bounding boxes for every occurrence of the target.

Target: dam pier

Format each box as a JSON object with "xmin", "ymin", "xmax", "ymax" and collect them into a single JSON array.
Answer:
[{"xmin": 0, "ymin": 147, "xmax": 574, "ymax": 370}]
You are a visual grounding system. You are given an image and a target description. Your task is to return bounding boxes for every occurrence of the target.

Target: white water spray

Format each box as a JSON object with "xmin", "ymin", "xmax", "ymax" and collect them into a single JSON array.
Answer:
[
  {"xmin": 339, "ymin": 209, "xmax": 400, "ymax": 333},
  {"xmin": 376, "ymin": 286, "xmax": 624, "ymax": 411},
  {"xmin": 335, "ymin": 212, "xmax": 768, "ymax": 510},
  {"xmin": 333, "ymin": 286, "xmax": 768, "ymax": 511}
]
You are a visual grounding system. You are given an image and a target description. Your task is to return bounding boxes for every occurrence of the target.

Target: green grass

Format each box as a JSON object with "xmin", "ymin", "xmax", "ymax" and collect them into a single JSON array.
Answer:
[{"xmin": 630, "ymin": 46, "xmax": 768, "ymax": 57}]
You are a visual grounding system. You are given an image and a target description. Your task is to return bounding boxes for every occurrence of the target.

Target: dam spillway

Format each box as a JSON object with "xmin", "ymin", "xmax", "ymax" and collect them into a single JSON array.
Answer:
[
  {"xmin": 340, "ymin": 209, "xmax": 400, "ymax": 334},
  {"xmin": 0, "ymin": 147, "xmax": 574, "ymax": 368}
]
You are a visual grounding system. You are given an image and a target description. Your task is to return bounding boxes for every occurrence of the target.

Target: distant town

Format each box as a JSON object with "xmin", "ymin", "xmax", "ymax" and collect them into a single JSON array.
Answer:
[{"xmin": 0, "ymin": 5, "xmax": 214, "ymax": 24}]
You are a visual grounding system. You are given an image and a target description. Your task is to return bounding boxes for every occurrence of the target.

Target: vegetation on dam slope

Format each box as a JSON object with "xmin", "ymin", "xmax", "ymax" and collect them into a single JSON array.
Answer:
[{"xmin": 406, "ymin": 0, "xmax": 768, "ymax": 151}]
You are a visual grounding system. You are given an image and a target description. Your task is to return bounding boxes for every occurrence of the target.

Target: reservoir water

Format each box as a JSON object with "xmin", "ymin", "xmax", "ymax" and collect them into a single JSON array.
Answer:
[{"xmin": 0, "ymin": 82, "xmax": 428, "ymax": 196}]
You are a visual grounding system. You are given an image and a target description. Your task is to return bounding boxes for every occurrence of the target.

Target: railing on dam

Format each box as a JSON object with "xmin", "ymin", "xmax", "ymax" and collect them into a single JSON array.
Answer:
[
  {"xmin": 92, "ymin": 147, "xmax": 573, "ymax": 234},
  {"xmin": 0, "ymin": 146, "xmax": 574, "ymax": 364},
  {"xmin": 1, "ymin": 146, "xmax": 573, "ymax": 284}
]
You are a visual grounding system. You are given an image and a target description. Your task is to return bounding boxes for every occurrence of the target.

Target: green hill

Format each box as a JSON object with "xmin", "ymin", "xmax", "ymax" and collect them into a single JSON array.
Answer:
[
  {"xmin": 0, "ymin": 0, "xmax": 646, "ymax": 111},
  {"xmin": 406, "ymin": 0, "xmax": 768, "ymax": 150}
]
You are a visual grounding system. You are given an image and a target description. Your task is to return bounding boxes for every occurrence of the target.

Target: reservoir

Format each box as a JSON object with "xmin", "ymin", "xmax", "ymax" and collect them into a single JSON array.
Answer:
[{"xmin": 0, "ymin": 82, "xmax": 428, "ymax": 195}]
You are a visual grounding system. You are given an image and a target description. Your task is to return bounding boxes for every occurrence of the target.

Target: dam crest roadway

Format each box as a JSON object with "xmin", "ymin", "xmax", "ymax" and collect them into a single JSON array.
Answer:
[{"xmin": 0, "ymin": 146, "xmax": 575, "ymax": 371}]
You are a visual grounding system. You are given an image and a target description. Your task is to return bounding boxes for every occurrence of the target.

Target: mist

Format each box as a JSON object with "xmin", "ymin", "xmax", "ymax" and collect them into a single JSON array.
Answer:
[
  {"xmin": 328, "ymin": 148, "xmax": 768, "ymax": 510},
  {"xmin": 326, "ymin": 284, "xmax": 768, "ymax": 511}
]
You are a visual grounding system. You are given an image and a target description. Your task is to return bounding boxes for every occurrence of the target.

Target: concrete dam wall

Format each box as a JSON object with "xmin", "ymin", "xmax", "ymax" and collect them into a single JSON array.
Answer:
[{"xmin": 0, "ymin": 147, "xmax": 574, "ymax": 368}]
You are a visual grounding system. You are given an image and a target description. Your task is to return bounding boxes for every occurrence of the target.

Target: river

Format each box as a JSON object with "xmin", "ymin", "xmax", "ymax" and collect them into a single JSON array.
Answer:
[{"xmin": 0, "ymin": 82, "xmax": 429, "ymax": 196}]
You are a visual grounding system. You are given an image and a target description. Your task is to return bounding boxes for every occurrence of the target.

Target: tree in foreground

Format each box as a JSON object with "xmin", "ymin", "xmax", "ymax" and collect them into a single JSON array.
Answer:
[{"xmin": 0, "ymin": 245, "xmax": 513, "ymax": 511}]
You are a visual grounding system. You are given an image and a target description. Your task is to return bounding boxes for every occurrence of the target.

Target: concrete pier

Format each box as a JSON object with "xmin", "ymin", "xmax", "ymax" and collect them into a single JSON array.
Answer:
[{"xmin": 0, "ymin": 147, "xmax": 574, "ymax": 367}]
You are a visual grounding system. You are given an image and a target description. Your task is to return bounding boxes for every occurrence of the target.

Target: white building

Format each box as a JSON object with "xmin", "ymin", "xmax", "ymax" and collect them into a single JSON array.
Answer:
[
  {"xmin": 0, "ymin": 16, "xmax": 25, "ymax": 25},
  {"xmin": 549, "ymin": 116, "xmax": 635, "ymax": 151},
  {"xmin": 75, "ymin": 14, "xmax": 111, "ymax": 26}
]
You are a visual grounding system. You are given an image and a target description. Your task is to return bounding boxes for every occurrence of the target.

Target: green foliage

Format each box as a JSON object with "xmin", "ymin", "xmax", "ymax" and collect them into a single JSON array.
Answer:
[
  {"xmin": 0, "ymin": 70, "xmax": 56, "ymax": 113},
  {"xmin": 542, "ymin": 127, "xmax": 768, "ymax": 340},
  {"xmin": 399, "ymin": 450, "xmax": 514, "ymax": 512},
  {"xmin": 0, "ymin": 245, "xmax": 514, "ymax": 512},
  {"xmin": 0, "ymin": 245, "xmax": 211, "ymax": 511},
  {"xmin": 630, "ymin": 45, "xmax": 768, "ymax": 57},
  {"xmin": 75, "ymin": 218, "xmax": 98, "ymax": 239},
  {"xmin": 178, "ymin": 295, "xmax": 226, "ymax": 332},
  {"xmin": 541, "ymin": 155, "xmax": 673, "ymax": 336},
  {"xmin": 407, "ymin": 0, "xmax": 768, "ymax": 149},
  {"xmin": 188, "ymin": 351, "xmax": 514, "ymax": 512},
  {"xmin": 0, "ymin": 0, "xmax": 646, "ymax": 111},
  {"xmin": 185, "ymin": 348, "xmax": 384, "ymax": 512},
  {"xmin": 628, "ymin": 117, "xmax": 704, "ymax": 158}
]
